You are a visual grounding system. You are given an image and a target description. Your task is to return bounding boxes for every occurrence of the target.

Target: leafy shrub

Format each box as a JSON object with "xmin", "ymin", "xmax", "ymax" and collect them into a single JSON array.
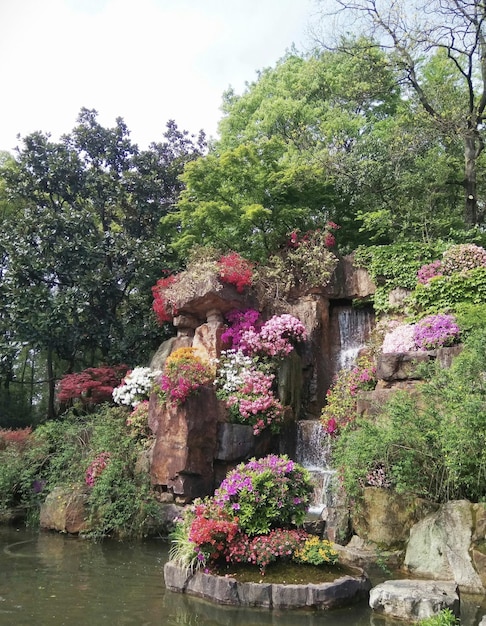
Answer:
[
  {"xmin": 321, "ymin": 355, "xmax": 377, "ymax": 436},
  {"xmin": 0, "ymin": 427, "xmax": 32, "ymax": 449},
  {"xmin": 160, "ymin": 347, "xmax": 215, "ymax": 405},
  {"xmin": 412, "ymin": 266, "xmax": 486, "ymax": 313},
  {"xmin": 213, "ymin": 455, "xmax": 313, "ymax": 535},
  {"xmin": 417, "ymin": 609, "xmax": 459, "ymax": 626},
  {"xmin": 57, "ymin": 365, "xmax": 128, "ymax": 407},
  {"xmin": 331, "ymin": 328, "xmax": 486, "ymax": 504}
]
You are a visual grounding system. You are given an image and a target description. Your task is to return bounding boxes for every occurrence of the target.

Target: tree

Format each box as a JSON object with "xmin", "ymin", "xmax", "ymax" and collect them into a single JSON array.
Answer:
[
  {"xmin": 0, "ymin": 110, "xmax": 206, "ymax": 420},
  {"xmin": 320, "ymin": 0, "xmax": 486, "ymax": 227}
]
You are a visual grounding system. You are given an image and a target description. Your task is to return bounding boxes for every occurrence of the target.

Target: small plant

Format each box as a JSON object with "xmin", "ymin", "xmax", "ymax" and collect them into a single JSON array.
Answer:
[
  {"xmin": 57, "ymin": 365, "xmax": 128, "ymax": 407},
  {"xmin": 292, "ymin": 536, "xmax": 339, "ymax": 566},
  {"xmin": 441, "ymin": 243, "xmax": 486, "ymax": 275},
  {"xmin": 0, "ymin": 427, "xmax": 32, "ymax": 449},
  {"xmin": 417, "ymin": 259, "xmax": 443, "ymax": 284},
  {"xmin": 112, "ymin": 366, "xmax": 160, "ymax": 408},
  {"xmin": 126, "ymin": 400, "xmax": 152, "ymax": 441},
  {"xmin": 417, "ymin": 608, "xmax": 459, "ymax": 625},
  {"xmin": 214, "ymin": 455, "xmax": 313, "ymax": 535},
  {"xmin": 321, "ymin": 354, "xmax": 377, "ymax": 436},
  {"xmin": 160, "ymin": 347, "xmax": 215, "ymax": 405}
]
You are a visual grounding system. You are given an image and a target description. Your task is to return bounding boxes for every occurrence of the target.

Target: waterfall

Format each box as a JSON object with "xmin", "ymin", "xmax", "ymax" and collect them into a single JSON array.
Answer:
[
  {"xmin": 336, "ymin": 306, "xmax": 374, "ymax": 371},
  {"xmin": 295, "ymin": 420, "xmax": 336, "ymax": 518}
]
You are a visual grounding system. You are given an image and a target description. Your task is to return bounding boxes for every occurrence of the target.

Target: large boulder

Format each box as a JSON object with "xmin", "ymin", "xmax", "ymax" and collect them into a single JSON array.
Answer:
[
  {"xmin": 369, "ymin": 579, "xmax": 460, "ymax": 621},
  {"xmin": 404, "ymin": 500, "xmax": 485, "ymax": 593},
  {"xmin": 149, "ymin": 386, "xmax": 222, "ymax": 501},
  {"xmin": 40, "ymin": 485, "xmax": 90, "ymax": 534}
]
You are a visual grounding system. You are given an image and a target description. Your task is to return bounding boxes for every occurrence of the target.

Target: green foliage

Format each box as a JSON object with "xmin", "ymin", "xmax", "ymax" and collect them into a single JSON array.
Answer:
[
  {"xmin": 0, "ymin": 405, "xmax": 158, "ymax": 537},
  {"xmin": 332, "ymin": 328, "xmax": 486, "ymax": 503},
  {"xmin": 417, "ymin": 609, "xmax": 459, "ymax": 626},
  {"xmin": 354, "ymin": 242, "xmax": 446, "ymax": 313},
  {"xmin": 411, "ymin": 267, "xmax": 486, "ymax": 313}
]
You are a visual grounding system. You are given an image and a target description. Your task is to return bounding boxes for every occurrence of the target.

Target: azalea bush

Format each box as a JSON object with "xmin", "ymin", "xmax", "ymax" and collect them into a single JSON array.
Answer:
[
  {"xmin": 214, "ymin": 455, "xmax": 313, "ymax": 535},
  {"xmin": 218, "ymin": 252, "xmax": 254, "ymax": 292},
  {"xmin": 58, "ymin": 365, "xmax": 128, "ymax": 407},
  {"xmin": 321, "ymin": 355, "xmax": 377, "ymax": 436},
  {"xmin": 441, "ymin": 243, "xmax": 486, "ymax": 275},
  {"xmin": 112, "ymin": 366, "xmax": 160, "ymax": 407},
  {"xmin": 381, "ymin": 322, "xmax": 416, "ymax": 353},
  {"xmin": 221, "ymin": 308, "xmax": 262, "ymax": 350},
  {"xmin": 240, "ymin": 313, "xmax": 307, "ymax": 359},
  {"xmin": 85, "ymin": 452, "xmax": 111, "ymax": 487},
  {"xmin": 381, "ymin": 315, "xmax": 461, "ymax": 353},
  {"xmin": 160, "ymin": 347, "xmax": 215, "ymax": 405},
  {"xmin": 170, "ymin": 454, "xmax": 320, "ymax": 574}
]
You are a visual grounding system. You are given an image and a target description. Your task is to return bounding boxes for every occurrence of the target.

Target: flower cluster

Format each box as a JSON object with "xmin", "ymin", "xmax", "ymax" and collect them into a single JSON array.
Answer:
[
  {"xmin": 226, "ymin": 528, "xmax": 307, "ymax": 573},
  {"xmin": 188, "ymin": 501, "xmax": 240, "ymax": 567},
  {"xmin": 224, "ymin": 369, "xmax": 284, "ymax": 435},
  {"xmin": 417, "ymin": 260, "xmax": 443, "ymax": 285},
  {"xmin": 413, "ymin": 314, "xmax": 461, "ymax": 350},
  {"xmin": 214, "ymin": 350, "xmax": 256, "ymax": 396},
  {"xmin": 441, "ymin": 243, "xmax": 486, "ymax": 275},
  {"xmin": 292, "ymin": 536, "xmax": 339, "ymax": 566},
  {"xmin": 365, "ymin": 464, "xmax": 392, "ymax": 489},
  {"xmin": 221, "ymin": 308, "xmax": 261, "ymax": 350},
  {"xmin": 321, "ymin": 354, "xmax": 377, "ymax": 436},
  {"xmin": 381, "ymin": 322, "xmax": 416, "ymax": 353},
  {"xmin": 218, "ymin": 252, "xmax": 253, "ymax": 292},
  {"xmin": 160, "ymin": 347, "xmax": 215, "ymax": 405},
  {"xmin": 57, "ymin": 365, "xmax": 128, "ymax": 406},
  {"xmin": 85, "ymin": 452, "xmax": 111, "ymax": 487},
  {"xmin": 112, "ymin": 367, "xmax": 160, "ymax": 407},
  {"xmin": 214, "ymin": 455, "xmax": 312, "ymax": 535},
  {"xmin": 240, "ymin": 314, "xmax": 307, "ymax": 359},
  {"xmin": 126, "ymin": 400, "xmax": 152, "ymax": 440}
]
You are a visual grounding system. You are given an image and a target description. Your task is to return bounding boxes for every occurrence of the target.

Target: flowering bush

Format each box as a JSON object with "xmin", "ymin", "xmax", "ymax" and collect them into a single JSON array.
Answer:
[
  {"xmin": 292, "ymin": 536, "xmax": 339, "ymax": 566},
  {"xmin": 381, "ymin": 322, "xmax": 416, "ymax": 353},
  {"xmin": 321, "ymin": 355, "xmax": 377, "ymax": 436},
  {"xmin": 413, "ymin": 314, "xmax": 461, "ymax": 350},
  {"xmin": 221, "ymin": 308, "xmax": 262, "ymax": 350},
  {"xmin": 283, "ymin": 226, "xmax": 340, "ymax": 288},
  {"xmin": 214, "ymin": 455, "xmax": 313, "ymax": 535},
  {"xmin": 112, "ymin": 367, "xmax": 160, "ymax": 407},
  {"xmin": 240, "ymin": 314, "xmax": 307, "ymax": 359},
  {"xmin": 126, "ymin": 400, "xmax": 152, "ymax": 440},
  {"xmin": 365, "ymin": 464, "xmax": 392, "ymax": 489},
  {"xmin": 441, "ymin": 243, "xmax": 486, "ymax": 275},
  {"xmin": 85, "ymin": 452, "xmax": 111, "ymax": 487},
  {"xmin": 218, "ymin": 252, "xmax": 253, "ymax": 292},
  {"xmin": 187, "ymin": 500, "xmax": 240, "ymax": 568},
  {"xmin": 151, "ymin": 274, "xmax": 178, "ymax": 323},
  {"xmin": 226, "ymin": 528, "xmax": 307, "ymax": 573},
  {"xmin": 160, "ymin": 347, "xmax": 215, "ymax": 405},
  {"xmin": 57, "ymin": 365, "xmax": 128, "ymax": 406},
  {"xmin": 417, "ymin": 260, "xmax": 443, "ymax": 285}
]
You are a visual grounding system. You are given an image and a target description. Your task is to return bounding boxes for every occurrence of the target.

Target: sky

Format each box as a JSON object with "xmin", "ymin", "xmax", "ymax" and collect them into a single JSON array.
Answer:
[{"xmin": 0, "ymin": 0, "xmax": 320, "ymax": 153}]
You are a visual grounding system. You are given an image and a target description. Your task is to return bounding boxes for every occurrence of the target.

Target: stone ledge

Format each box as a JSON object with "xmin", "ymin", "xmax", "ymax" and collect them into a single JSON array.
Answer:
[{"xmin": 163, "ymin": 560, "xmax": 371, "ymax": 609}]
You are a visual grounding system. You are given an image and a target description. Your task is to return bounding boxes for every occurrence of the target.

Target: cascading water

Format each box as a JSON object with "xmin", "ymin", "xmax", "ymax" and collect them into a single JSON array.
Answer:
[
  {"xmin": 295, "ymin": 420, "xmax": 336, "ymax": 518},
  {"xmin": 336, "ymin": 306, "xmax": 375, "ymax": 371}
]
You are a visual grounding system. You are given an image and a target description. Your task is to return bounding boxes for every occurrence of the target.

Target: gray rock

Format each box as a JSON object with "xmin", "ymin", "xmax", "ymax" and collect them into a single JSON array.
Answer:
[{"xmin": 369, "ymin": 579, "xmax": 460, "ymax": 621}]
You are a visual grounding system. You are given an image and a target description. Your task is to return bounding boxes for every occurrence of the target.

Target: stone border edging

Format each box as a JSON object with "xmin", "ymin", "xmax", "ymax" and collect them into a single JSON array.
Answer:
[{"xmin": 164, "ymin": 560, "xmax": 371, "ymax": 609}]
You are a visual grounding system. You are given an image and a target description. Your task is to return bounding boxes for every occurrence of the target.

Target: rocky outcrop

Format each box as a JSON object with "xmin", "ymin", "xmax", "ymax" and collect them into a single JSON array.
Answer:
[
  {"xmin": 40, "ymin": 485, "xmax": 90, "ymax": 534},
  {"xmin": 369, "ymin": 580, "xmax": 460, "ymax": 621},
  {"xmin": 404, "ymin": 500, "xmax": 485, "ymax": 593},
  {"xmin": 149, "ymin": 385, "xmax": 224, "ymax": 502},
  {"xmin": 164, "ymin": 560, "xmax": 371, "ymax": 609}
]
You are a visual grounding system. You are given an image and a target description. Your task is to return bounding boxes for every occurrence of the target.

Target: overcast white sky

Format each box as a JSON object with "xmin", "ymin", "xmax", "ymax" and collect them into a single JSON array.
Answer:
[{"xmin": 0, "ymin": 0, "xmax": 320, "ymax": 153}]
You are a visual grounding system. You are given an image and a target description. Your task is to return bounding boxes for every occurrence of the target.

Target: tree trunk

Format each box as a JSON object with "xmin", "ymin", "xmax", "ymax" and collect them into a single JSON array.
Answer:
[
  {"xmin": 46, "ymin": 346, "xmax": 56, "ymax": 420},
  {"xmin": 464, "ymin": 133, "xmax": 478, "ymax": 227}
]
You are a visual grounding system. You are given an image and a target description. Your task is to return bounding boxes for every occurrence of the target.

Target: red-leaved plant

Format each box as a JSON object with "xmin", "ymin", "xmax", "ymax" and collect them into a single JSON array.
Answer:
[
  {"xmin": 57, "ymin": 365, "xmax": 129, "ymax": 407},
  {"xmin": 217, "ymin": 252, "xmax": 253, "ymax": 293},
  {"xmin": 152, "ymin": 274, "xmax": 178, "ymax": 323}
]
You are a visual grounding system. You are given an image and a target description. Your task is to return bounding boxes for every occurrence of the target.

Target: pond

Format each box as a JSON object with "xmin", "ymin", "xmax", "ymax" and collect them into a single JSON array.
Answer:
[{"xmin": 0, "ymin": 525, "xmax": 485, "ymax": 626}]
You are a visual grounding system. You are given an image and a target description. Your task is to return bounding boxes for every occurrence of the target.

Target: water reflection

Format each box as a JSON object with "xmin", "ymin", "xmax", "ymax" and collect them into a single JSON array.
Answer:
[{"xmin": 0, "ymin": 526, "xmax": 484, "ymax": 626}]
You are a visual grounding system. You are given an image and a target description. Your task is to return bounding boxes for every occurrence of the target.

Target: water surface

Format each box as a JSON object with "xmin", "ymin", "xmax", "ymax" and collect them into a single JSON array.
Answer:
[{"xmin": 0, "ymin": 526, "xmax": 484, "ymax": 626}]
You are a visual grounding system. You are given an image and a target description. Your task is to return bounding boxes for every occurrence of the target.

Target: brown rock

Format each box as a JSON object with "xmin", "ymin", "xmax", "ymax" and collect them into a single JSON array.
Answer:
[{"xmin": 40, "ymin": 485, "xmax": 90, "ymax": 534}]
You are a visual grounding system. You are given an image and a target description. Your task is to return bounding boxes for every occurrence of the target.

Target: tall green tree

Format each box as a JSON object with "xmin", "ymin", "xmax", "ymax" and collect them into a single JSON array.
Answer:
[
  {"xmin": 322, "ymin": 0, "xmax": 486, "ymax": 227},
  {"xmin": 0, "ymin": 110, "xmax": 205, "ymax": 420}
]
